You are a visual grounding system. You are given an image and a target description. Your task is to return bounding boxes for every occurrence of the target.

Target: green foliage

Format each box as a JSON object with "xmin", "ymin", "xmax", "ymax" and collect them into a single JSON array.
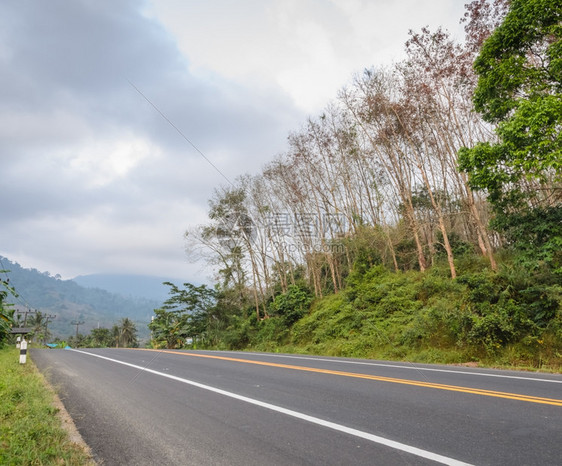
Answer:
[
  {"xmin": 458, "ymin": 0, "xmax": 562, "ymax": 274},
  {"xmin": 435, "ymin": 232, "xmax": 474, "ymax": 258},
  {"xmin": 149, "ymin": 282, "xmax": 217, "ymax": 348},
  {"xmin": 427, "ymin": 267, "xmax": 560, "ymax": 356},
  {"xmin": 149, "ymin": 308, "xmax": 190, "ymax": 349},
  {"xmin": 393, "ymin": 237, "xmax": 420, "ymax": 272},
  {"xmin": 269, "ymin": 285, "xmax": 313, "ymax": 325},
  {"xmin": 252, "ymin": 317, "xmax": 290, "ymax": 350},
  {"xmin": 88, "ymin": 327, "xmax": 113, "ymax": 347},
  {"xmin": 288, "ymin": 261, "xmax": 561, "ymax": 369},
  {"xmin": 156, "ymin": 252, "xmax": 561, "ymax": 369},
  {"xmin": 492, "ymin": 206, "xmax": 562, "ymax": 274},
  {"xmin": 292, "ymin": 268, "xmax": 428, "ymax": 354},
  {"xmin": 26, "ymin": 311, "xmax": 52, "ymax": 344},
  {"xmin": 0, "ymin": 275, "xmax": 16, "ymax": 346},
  {"xmin": 66, "ymin": 320, "xmax": 138, "ymax": 348},
  {"xmin": 338, "ymin": 225, "xmax": 384, "ymax": 275},
  {"xmin": 472, "ymin": 0, "xmax": 562, "ymax": 123},
  {"xmin": 68, "ymin": 333, "xmax": 88, "ymax": 348},
  {"xmin": 118, "ymin": 317, "xmax": 138, "ymax": 348},
  {"xmin": 219, "ymin": 315, "xmax": 256, "ymax": 350}
]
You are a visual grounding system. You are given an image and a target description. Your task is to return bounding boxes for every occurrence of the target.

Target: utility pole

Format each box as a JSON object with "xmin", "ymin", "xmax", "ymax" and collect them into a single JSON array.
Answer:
[
  {"xmin": 43, "ymin": 314, "xmax": 56, "ymax": 344},
  {"xmin": 71, "ymin": 320, "xmax": 85, "ymax": 339},
  {"xmin": 18, "ymin": 309, "xmax": 37, "ymax": 327}
]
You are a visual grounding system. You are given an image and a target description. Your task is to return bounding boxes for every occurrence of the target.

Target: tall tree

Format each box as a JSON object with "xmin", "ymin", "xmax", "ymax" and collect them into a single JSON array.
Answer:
[
  {"xmin": 88, "ymin": 327, "xmax": 113, "ymax": 348},
  {"xmin": 462, "ymin": 0, "xmax": 510, "ymax": 53},
  {"xmin": 459, "ymin": 0, "xmax": 562, "ymax": 272},
  {"xmin": 199, "ymin": 185, "xmax": 256, "ymax": 315},
  {"xmin": 149, "ymin": 282, "xmax": 217, "ymax": 348},
  {"xmin": 28, "ymin": 311, "xmax": 47, "ymax": 343}
]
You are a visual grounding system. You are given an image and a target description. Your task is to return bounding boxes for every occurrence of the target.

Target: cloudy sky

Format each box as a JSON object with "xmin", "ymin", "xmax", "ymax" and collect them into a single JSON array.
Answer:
[{"xmin": 1, "ymin": 0, "xmax": 467, "ymax": 282}]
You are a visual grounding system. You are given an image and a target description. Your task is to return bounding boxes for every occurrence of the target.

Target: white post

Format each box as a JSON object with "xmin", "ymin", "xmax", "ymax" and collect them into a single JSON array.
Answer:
[
  {"xmin": 19, "ymin": 338, "xmax": 27, "ymax": 364},
  {"xmin": 16, "ymin": 335, "xmax": 21, "ymax": 349}
]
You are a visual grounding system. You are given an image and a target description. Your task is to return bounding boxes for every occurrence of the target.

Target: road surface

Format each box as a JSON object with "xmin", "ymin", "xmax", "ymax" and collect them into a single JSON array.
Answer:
[{"xmin": 31, "ymin": 348, "xmax": 562, "ymax": 465}]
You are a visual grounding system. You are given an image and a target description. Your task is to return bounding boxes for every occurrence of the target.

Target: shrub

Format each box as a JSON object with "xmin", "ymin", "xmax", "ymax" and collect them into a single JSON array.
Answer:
[{"xmin": 269, "ymin": 285, "xmax": 313, "ymax": 325}]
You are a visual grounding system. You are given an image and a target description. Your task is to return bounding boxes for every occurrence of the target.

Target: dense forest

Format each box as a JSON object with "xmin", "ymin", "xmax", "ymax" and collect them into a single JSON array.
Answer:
[{"xmin": 148, "ymin": 0, "xmax": 561, "ymax": 369}]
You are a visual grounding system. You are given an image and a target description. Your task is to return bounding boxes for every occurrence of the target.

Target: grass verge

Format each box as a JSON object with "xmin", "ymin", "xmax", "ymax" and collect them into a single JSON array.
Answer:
[{"xmin": 0, "ymin": 345, "xmax": 95, "ymax": 465}]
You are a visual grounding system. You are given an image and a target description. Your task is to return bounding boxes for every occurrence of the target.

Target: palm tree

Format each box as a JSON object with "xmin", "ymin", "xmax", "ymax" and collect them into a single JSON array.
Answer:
[
  {"xmin": 28, "ymin": 311, "xmax": 45, "ymax": 343},
  {"xmin": 111, "ymin": 324, "xmax": 120, "ymax": 347},
  {"xmin": 119, "ymin": 318, "xmax": 138, "ymax": 348}
]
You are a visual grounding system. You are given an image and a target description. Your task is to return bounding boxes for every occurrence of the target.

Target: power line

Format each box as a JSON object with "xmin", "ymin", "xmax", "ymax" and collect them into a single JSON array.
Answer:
[{"xmin": 127, "ymin": 79, "xmax": 234, "ymax": 187}]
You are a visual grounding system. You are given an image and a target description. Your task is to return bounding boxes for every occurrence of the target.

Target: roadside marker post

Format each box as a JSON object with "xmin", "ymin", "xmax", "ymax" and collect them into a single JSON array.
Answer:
[
  {"xmin": 19, "ymin": 338, "xmax": 27, "ymax": 364},
  {"xmin": 10, "ymin": 328, "xmax": 32, "ymax": 355}
]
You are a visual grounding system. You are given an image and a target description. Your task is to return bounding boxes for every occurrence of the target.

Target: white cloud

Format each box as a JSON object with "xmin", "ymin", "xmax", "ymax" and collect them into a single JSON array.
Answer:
[
  {"xmin": 149, "ymin": 0, "xmax": 466, "ymax": 113},
  {"xmin": 62, "ymin": 137, "xmax": 155, "ymax": 188},
  {"xmin": 0, "ymin": 0, "xmax": 469, "ymax": 281}
]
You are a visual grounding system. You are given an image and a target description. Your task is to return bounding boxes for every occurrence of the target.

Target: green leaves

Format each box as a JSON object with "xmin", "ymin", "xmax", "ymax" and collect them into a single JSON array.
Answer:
[
  {"xmin": 498, "ymin": 95, "xmax": 562, "ymax": 177},
  {"xmin": 460, "ymin": 0, "xmax": 562, "ymax": 273},
  {"xmin": 149, "ymin": 282, "xmax": 217, "ymax": 348},
  {"xmin": 0, "ymin": 276, "xmax": 17, "ymax": 345},
  {"xmin": 458, "ymin": 143, "xmax": 509, "ymax": 192},
  {"xmin": 493, "ymin": 206, "xmax": 562, "ymax": 274},
  {"xmin": 459, "ymin": 94, "xmax": 562, "ymax": 197},
  {"xmin": 473, "ymin": 0, "xmax": 562, "ymax": 120},
  {"xmin": 118, "ymin": 317, "xmax": 137, "ymax": 348},
  {"xmin": 269, "ymin": 285, "xmax": 313, "ymax": 325}
]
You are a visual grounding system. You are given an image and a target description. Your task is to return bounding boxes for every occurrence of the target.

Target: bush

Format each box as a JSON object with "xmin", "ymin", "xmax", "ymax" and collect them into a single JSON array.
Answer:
[
  {"xmin": 253, "ymin": 317, "xmax": 289, "ymax": 349},
  {"xmin": 269, "ymin": 285, "xmax": 313, "ymax": 325}
]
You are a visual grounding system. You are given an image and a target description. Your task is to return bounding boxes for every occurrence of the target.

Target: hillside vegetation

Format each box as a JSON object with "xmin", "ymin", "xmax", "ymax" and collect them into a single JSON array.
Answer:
[
  {"xmin": 148, "ymin": 1, "xmax": 562, "ymax": 371},
  {"xmin": 1, "ymin": 256, "xmax": 155, "ymax": 341},
  {"xmin": 149, "ymin": 254, "xmax": 561, "ymax": 370},
  {"xmin": 252, "ymin": 258, "xmax": 561, "ymax": 369}
]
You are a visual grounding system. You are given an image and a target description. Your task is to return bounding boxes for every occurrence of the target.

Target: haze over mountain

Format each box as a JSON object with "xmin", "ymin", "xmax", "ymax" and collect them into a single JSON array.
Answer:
[{"xmin": 72, "ymin": 274, "xmax": 180, "ymax": 303}]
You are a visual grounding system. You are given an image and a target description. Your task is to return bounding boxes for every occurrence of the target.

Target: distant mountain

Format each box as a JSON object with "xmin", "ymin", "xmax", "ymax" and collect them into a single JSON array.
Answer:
[
  {"xmin": 0, "ymin": 256, "xmax": 162, "ymax": 341},
  {"xmin": 72, "ymin": 274, "xmax": 178, "ymax": 303}
]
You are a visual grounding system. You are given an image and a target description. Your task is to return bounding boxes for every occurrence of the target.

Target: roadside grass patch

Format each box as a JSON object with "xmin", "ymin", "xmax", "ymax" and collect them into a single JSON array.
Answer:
[{"xmin": 0, "ymin": 346, "xmax": 94, "ymax": 465}]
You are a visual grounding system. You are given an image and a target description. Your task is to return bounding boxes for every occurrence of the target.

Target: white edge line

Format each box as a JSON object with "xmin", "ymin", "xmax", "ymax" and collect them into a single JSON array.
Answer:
[
  {"xmin": 69, "ymin": 348, "xmax": 473, "ymax": 466},
  {"xmin": 215, "ymin": 351, "xmax": 562, "ymax": 384}
]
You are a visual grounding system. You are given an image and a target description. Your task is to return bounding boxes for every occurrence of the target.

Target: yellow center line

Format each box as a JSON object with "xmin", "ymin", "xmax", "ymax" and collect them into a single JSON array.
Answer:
[{"xmin": 130, "ymin": 348, "xmax": 562, "ymax": 407}]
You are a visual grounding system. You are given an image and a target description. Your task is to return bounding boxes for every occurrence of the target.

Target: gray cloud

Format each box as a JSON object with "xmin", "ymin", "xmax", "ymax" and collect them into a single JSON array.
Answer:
[{"xmin": 0, "ymin": 0, "xmax": 466, "ymax": 281}]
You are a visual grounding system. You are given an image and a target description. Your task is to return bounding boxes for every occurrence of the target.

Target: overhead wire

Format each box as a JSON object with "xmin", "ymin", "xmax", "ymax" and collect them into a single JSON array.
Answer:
[{"xmin": 127, "ymin": 79, "xmax": 234, "ymax": 188}]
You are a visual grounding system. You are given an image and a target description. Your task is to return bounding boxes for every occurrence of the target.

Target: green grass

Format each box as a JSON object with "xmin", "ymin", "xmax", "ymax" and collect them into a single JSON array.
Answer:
[{"xmin": 0, "ymin": 345, "xmax": 94, "ymax": 465}]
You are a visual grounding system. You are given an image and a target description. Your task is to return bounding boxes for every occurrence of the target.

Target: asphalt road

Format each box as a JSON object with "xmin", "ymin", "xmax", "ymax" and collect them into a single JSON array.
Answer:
[{"xmin": 31, "ymin": 348, "xmax": 562, "ymax": 465}]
